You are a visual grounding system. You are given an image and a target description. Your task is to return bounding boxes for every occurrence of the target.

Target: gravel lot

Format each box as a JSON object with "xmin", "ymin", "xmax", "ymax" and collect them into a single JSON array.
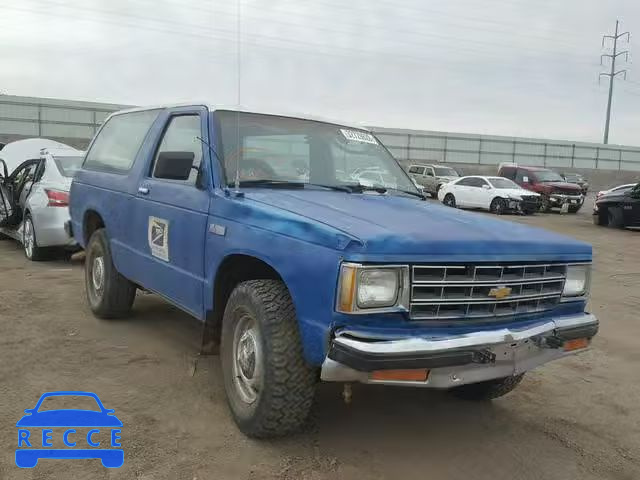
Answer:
[{"xmin": 1, "ymin": 204, "xmax": 639, "ymax": 480}]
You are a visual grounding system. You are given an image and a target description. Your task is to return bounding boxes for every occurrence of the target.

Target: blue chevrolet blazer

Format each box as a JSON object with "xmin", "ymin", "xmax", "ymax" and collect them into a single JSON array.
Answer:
[{"xmin": 68, "ymin": 104, "xmax": 598, "ymax": 437}]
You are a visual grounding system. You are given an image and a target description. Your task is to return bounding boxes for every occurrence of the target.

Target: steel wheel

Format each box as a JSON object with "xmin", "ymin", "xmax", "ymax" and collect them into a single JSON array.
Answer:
[
  {"xmin": 87, "ymin": 253, "xmax": 105, "ymax": 305},
  {"xmin": 231, "ymin": 310, "xmax": 263, "ymax": 405},
  {"xmin": 23, "ymin": 217, "xmax": 35, "ymax": 259}
]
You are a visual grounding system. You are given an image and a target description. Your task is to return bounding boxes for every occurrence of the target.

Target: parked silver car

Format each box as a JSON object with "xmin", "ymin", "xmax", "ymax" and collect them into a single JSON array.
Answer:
[
  {"xmin": 407, "ymin": 163, "xmax": 459, "ymax": 197},
  {"xmin": 0, "ymin": 145, "xmax": 84, "ymax": 260}
]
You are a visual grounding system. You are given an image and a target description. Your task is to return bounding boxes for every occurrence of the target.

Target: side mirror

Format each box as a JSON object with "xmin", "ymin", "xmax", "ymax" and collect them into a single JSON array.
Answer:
[
  {"xmin": 154, "ymin": 151, "xmax": 195, "ymax": 181},
  {"xmin": 482, "ymin": 184, "xmax": 491, "ymax": 190}
]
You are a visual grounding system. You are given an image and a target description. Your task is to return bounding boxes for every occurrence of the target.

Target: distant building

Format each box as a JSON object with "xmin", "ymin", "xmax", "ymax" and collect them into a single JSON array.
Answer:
[{"xmin": 0, "ymin": 95, "xmax": 130, "ymax": 149}]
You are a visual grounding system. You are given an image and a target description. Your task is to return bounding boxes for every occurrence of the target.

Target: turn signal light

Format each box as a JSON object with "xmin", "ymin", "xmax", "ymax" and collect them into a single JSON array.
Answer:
[
  {"xmin": 563, "ymin": 338, "xmax": 589, "ymax": 352},
  {"xmin": 370, "ymin": 369, "xmax": 429, "ymax": 382}
]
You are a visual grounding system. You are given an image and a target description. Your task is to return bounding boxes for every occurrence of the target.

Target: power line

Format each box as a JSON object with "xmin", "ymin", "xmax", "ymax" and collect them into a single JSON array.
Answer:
[{"xmin": 599, "ymin": 20, "xmax": 630, "ymax": 144}]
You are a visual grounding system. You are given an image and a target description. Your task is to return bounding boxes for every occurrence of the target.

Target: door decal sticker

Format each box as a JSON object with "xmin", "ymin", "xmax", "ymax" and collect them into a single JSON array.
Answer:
[{"xmin": 148, "ymin": 217, "xmax": 169, "ymax": 261}]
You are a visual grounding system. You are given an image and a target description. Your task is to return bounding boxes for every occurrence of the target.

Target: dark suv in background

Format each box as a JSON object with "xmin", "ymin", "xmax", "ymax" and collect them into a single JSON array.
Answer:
[{"xmin": 498, "ymin": 164, "xmax": 584, "ymax": 213}]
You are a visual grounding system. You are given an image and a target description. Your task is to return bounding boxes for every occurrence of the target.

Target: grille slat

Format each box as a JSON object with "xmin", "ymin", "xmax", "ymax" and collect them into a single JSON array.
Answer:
[{"xmin": 410, "ymin": 263, "xmax": 567, "ymax": 321}]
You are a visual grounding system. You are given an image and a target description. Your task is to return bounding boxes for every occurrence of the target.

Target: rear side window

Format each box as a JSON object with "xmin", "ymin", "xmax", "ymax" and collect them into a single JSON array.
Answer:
[
  {"xmin": 84, "ymin": 110, "xmax": 159, "ymax": 173},
  {"xmin": 53, "ymin": 156, "xmax": 84, "ymax": 177},
  {"xmin": 456, "ymin": 177, "xmax": 476, "ymax": 186}
]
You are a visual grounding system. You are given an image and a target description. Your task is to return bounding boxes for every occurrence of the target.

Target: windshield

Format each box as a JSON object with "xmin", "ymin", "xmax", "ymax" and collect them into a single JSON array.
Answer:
[
  {"xmin": 434, "ymin": 167, "xmax": 458, "ymax": 177},
  {"xmin": 534, "ymin": 170, "xmax": 564, "ymax": 182},
  {"xmin": 563, "ymin": 174, "xmax": 581, "ymax": 182},
  {"xmin": 488, "ymin": 178, "xmax": 520, "ymax": 189},
  {"xmin": 53, "ymin": 156, "xmax": 84, "ymax": 177},
  {"xmin": 216, "ymin": 111, "xmax": 417, "ymax": 193}
]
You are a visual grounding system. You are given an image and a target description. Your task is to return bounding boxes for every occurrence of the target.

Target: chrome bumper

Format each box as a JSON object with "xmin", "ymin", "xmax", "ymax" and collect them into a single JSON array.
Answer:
[{"xmin": 321, "ymin": 313, "xmax": 598, "ymax": 388}]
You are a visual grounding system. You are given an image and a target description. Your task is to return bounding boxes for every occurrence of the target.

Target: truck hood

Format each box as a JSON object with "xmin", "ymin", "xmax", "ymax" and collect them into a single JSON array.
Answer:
[
  {"xmin": 539, "ymin": 181, "xmax": 582, "ymax": 192},
  {"xmin": 243, "ymin": 189, "xmax": 591, "ymax": 261},
  {"xmin": 437, "ymin": 175, "xmax": 459, "ymax": 182}
]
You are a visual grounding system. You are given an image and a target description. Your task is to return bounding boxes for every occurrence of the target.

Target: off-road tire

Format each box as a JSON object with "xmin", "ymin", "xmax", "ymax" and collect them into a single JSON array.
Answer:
[
  {"xmin": 443, "ymin": 193, "xmax": 457, "ymax": 208},
  {"xmin": 85, "ymin": 228, "xmax": 136, "ymax": 319},
  {"xmin": 490, "ymin": 197, "xmax": 506, "ymax": 215},
  {"xmin": 221, "ymin": 279, "xmax": 316, "ymax": 438},
  {"xmin": 607, "ymin": 207, "xmax": 625, "ymax": 229},
  {"xmin": 450, "ymin": 374, "xmax": 524, "ymax": 401}
]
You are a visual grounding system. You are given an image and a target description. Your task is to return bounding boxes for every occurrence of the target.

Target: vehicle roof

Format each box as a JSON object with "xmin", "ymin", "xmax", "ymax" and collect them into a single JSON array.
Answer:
[
  {"xmin": 107, "ymin": 104, "xmax": 370, "ymax": 131},
  {"xmin": 44, "ymin": 147, "xmax": 85, "ymax": 158},
  {"xmin": 510, "ymin": 165, "xmax": 549, "ymax": 171},
  {"xmin": 410, "ymin": 163, "xmax": 452, "ymax": 167}
]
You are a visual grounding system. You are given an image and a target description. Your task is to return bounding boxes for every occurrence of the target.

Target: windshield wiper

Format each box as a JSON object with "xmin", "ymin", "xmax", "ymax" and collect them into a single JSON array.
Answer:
[
  {"xmin": 230, "ymin": 179, "xmax": 306, "ymax": 188},
  {"xmin": 385, "ymin": 188, "xmax": 427, "ymax": 200}
]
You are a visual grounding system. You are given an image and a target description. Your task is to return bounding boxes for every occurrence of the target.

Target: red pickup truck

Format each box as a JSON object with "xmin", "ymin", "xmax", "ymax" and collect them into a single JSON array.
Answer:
[{"xmin": 498, "ymin": 165, "xmax": 584, "ymax": 213}]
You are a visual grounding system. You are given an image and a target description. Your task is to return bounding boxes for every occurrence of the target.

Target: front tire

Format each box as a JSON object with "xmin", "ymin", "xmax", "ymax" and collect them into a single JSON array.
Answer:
[
  {"xmin": 539, "ymin": 196, "xmax": 551, "ymax": 213},
  {"xmin": 221, "ymin": 279, "xmax": 316, "ymax": 438},
  {"xmin": 23, "ymin": 214, "xmax": 48, "ymax": 261},
  {"xmin": 450, "ymin": 374, "xmax": 524, "ymax": 401},
  {"xmin": 443, "ymin": 193, "xmax": 457, "ymax": 208},
  {"xmin": 490, "ymin": 197, "xmax": 506, "ymax": 215},
  {"xmin": 85, "ymin": 228, "xmax": 136, "ymax": 319}
]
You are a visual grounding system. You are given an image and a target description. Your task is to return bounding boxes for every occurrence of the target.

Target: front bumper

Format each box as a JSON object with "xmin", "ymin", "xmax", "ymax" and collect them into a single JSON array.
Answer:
[
  {"xmin": 549, "ymin": 194, "xmax": 583, "ymax": 206},
  {"xmin": 321, "ymin": 313, "xmax": 598, "ymax": 388}
]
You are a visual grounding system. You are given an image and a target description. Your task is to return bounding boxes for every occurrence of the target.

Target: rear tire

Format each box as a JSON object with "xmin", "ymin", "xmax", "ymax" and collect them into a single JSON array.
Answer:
[
  {"xmin": 607, "ymin": 207, "xmax": 625, "ymax": 229},
  {"xmin": 593, "ymin": 209, "xmax": 607, "ymax": 226},
  {"xmin": 23, "ymin": 214, "xmax": 49, "ymax": 261},
  {"xmin": 490, "ymin": 197, "xmax": 506, "ymax": 215},
  {"xmin": 221, "ymin": 279, "xmax": 316, "ymax": 438},
  {"xmin": 443, "ymin": 193, "xmax": 457, "ymax": 208},
  {"xmin": 85, "ymin": 228, "xmax": 136, "ymax": 319},
  {"xmin": 450, "ymin": 374, "xmax": 524, "ymax": 401}
]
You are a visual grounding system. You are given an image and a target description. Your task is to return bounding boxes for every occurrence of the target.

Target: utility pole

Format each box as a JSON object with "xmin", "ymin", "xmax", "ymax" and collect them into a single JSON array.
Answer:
[{"xmin": 600, "ymin": 20, "xmax": 630, "ymax": 144}]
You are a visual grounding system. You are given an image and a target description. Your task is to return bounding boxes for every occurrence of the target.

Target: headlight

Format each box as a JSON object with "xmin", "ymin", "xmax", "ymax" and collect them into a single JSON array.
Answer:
[
  {"xmin": 337, "ymin": 263, "xmax": 409, "ymax": 313},
  {"xmin": 562, "ymin": 264, "xmax": 591, "ymax": 298}
]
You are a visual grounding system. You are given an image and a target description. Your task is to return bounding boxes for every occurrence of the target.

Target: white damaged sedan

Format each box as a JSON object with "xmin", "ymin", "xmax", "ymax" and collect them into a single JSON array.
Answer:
[{"xmin": 438, "ymin": 176, "xmax": 540, "ymax": 215}]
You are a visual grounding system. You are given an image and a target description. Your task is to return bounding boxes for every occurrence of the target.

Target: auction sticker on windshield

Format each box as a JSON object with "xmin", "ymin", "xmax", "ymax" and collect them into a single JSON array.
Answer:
[{"xmin": 340, "ymin": 129, "xmax": 377, "ymax": 145}]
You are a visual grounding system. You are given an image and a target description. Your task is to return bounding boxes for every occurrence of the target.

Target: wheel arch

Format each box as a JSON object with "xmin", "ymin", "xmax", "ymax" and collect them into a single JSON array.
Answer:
[
  {"xmin": 203, "ymin": 253, "xmax": 289, "ymax": 353},
  {"xmin": 83, "ymin": 209, "xmax": 106, "ymax": 245}
]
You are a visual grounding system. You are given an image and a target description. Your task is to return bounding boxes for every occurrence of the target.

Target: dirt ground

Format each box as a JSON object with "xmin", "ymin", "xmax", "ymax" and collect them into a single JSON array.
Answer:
[{"xmin": 1, "ymin": 203, "xmax": 640, "ymax": 480}]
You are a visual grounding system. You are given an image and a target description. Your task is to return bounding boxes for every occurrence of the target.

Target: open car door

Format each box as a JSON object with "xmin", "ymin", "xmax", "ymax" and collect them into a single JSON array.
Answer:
[{"xmin": 0, "ymin": 159, "xmax": 41, "ymax": 229}]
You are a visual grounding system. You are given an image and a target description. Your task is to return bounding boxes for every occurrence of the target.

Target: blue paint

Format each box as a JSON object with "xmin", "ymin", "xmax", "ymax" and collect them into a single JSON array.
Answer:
[{"xmin": 69, "ymin": 106, "xmax": 593, "ymax": 368}]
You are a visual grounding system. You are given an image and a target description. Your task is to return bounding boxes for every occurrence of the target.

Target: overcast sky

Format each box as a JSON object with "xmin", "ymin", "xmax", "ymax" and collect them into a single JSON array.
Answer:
[{"xmin": 2, "ymin": 0, "xmax": 640, "ymax": 145}]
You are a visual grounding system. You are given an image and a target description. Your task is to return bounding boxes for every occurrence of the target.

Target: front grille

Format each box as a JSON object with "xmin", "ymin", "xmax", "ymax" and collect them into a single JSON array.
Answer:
[
  {"xmin": 554, "ymin": 188, "xmax": 581, "ymax": 196},
  {"xmin": 410, "ymin": 263, "xmax": 567, "ymax": 321}
]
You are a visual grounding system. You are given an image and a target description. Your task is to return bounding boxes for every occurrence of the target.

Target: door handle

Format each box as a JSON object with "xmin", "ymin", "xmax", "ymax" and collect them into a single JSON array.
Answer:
[{"xmin": 138, "ymin": 186, "xmax": 150, "ymax": 195}]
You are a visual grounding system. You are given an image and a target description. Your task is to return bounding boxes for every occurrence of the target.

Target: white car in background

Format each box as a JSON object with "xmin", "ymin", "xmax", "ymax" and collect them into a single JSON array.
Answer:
[
  {"xmin": 438, "ymin": 175, "xmax": 540, "ymax": 215},
  {"xmin": 0, "ymin": 142, "xmax": 84, "ymax": 260}
]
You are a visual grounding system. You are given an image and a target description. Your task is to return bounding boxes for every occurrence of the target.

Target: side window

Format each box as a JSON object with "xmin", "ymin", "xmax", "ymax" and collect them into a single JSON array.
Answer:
[
  {"xmin": 477, "ymin": 178, "xmax": 489, "ymax": 188},
  {"xmin": 409, "ymin": 166, "xmax": 425, "ymax": 175},
  {"xmin": 152, "ymin": 115, "xmax": 203, "ymax": 184},
  {"xmin": 456, "ymin": 177, "xmax": 474, "ymax": 186},
  {"xmin": 84, "ymin": 110, "xmax": 159, "ymax": 173},
  {"xmin": 426, "ymin": 168, "xmax": 434, "ymax": 177}
]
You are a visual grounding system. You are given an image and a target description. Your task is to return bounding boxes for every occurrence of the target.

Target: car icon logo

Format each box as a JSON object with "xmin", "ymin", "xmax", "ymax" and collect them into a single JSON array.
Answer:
[{"xmin": 15, "ymin": 391, "xmax": 123, "ymax": 468}]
